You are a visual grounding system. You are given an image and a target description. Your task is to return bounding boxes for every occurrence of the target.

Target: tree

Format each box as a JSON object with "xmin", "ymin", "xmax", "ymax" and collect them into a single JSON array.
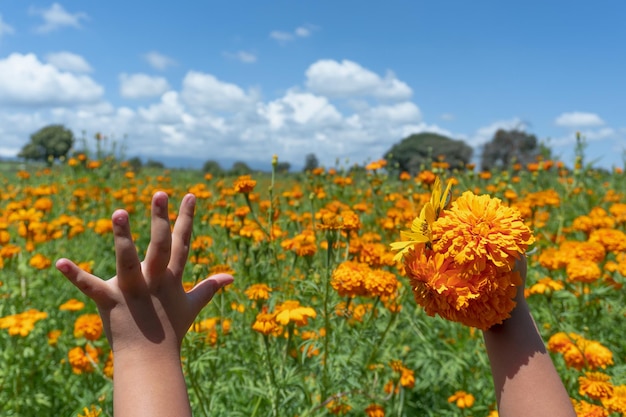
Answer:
[
  {"xmin": 145, "ymin": 159, "xmax": 165, "ymax": 169},
  {"xmin": 276, "ymin": 161, "xmax": 291, "ymax": 173},
  {"xmin": 480, "ymin": 129, "xmax": 543, "ymax": 171},
  {"xmin": 19, "ymin": 125, "xmax": 75, "ymax": 165},
  {"xmin": 303, "ymin": 153, "xmax": 319, "ymax": 172},
  {"xmin": 230, "ymin": 161, "xmax": 252, "ymax": 176},
  {"xmin": 384, "ymin": 132, "xmax": 473, "ymax": 175},
  {"xmin": 202, "ymin": 160, "xmax": 224, "ymax": 176}
]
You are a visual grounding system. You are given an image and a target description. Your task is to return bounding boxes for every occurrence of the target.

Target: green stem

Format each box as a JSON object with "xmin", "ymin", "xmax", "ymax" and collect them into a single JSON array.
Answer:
[
  {"xmin": 262, "ymin": 334, "xmax": 279, "ymax": 417},
  {"xmin": 365, "ymin": 310, "xmax": 399, "ymax": 368}
]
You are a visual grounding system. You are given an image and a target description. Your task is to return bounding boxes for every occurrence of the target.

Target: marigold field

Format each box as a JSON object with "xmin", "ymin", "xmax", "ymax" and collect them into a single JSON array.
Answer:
[{"xmin": 1, "ymin": 155, "xmax": 625, "ymax": 417}]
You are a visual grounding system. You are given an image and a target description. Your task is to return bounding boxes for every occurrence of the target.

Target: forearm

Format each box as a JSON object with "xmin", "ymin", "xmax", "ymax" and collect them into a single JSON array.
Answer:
[
  {"xmin": 113, "ymin": 348, "xmax": 192, "ymax": 417},
  {"xmin": 483, "ymin": 300, "xmax": 575, "ymax": 417}
]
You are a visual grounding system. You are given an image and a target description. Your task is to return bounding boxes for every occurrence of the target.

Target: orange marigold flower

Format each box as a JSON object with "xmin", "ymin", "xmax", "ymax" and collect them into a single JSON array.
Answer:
[
  {"xmin": 365, "ymin": 403, "xmax": 385, "ymax": 417},
  {"xmin": 331, "ymin": 261, "xmax": 369, "ymax": 297},
  {"xmin": 59, "ymin": 299, "xmax": 85, "ymax": 311},
  {"xmin": 579, "ymin": 372, "xmax": 613, "ymax": 400},
  {"xmin": 602, "ymin": 384, "xmax": 626, "ymax": 414},
  {"xmin": 275, "ymin": 300, "xmax": 316, "ymax": 326},
  {"xmin": 529, "ymin": 277, "xmax": 564, "ymax": 295},
  {"xmin": 404, "ymin": 245, "xmax": 521, "ymax": 330},
  {"xmin": 78, "ymin": 405, "xmax": 102, "ymax": 417},
  {"xmin": 74, "ymin": 314, "xmax": 103, "ymax": 341},
  {"xmin": 233, "ymin": 175, "xmax": 256, "ymax": 193},
  {"xmin": 48, "ymin": 329, "xmax": 62, "ymax": 346},
  {"xmin": 589, "ymin": 228, "xmax": 626, "ymax": 253},
  {"xmin": 572, "ymin": 399, "xmax": 609, "ymax": 417},
  {"xmin": 68, "ymin": 346, "xmax": 98, "ymax": 374},
  {"xmin": 364, "ymin": 269, "xmax": 398, "ymax": 298},
  {"xmin": 29, "ymin": 253, "xmax": 52, "ymax": 269},
  {"xmin": 245, "ymin": 283, "xmax": 272, "ymax": 301},
  {"xmin": 92, "ymin": 218, "xmax": 113, "ymax": 235},
  {"xmin": 448, "ymin": 390, "xmax": 475, "ymax": 408},
  {"xmin": 583, "ymin": 341, "xmax": 614, "ymax": 369},
  {"xmin": 103, "ymin": 351, "xmax": 114, "ymax": 378},
  {"xmin": 0, "ymin": 309, "xmax": 48, "ymax": 337},
  {"xmin": 566, "ymin": 259, "xmax": 602, "ymax": 283},
  {"xmin": 252, "ymin": 311, "xmax": 281, "ymax": 336},
  {"xmin": 433, "ymin": 191, "xmax": 535, "ymax": 274}
]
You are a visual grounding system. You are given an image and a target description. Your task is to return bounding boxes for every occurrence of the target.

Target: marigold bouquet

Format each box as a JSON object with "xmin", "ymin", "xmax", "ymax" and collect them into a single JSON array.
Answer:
[{"xmin": 391, "ymin": 178, "xmax": 535, "ymax": 330}]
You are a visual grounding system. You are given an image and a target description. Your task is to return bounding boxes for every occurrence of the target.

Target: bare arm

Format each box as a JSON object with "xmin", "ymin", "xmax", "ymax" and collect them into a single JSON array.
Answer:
[
  {"xmin": 483, "ymin": 257, "xmax": 575, "ymax": 417},
  {"xmin": 57, "ymin": 192, "xmax": 233, "ymax": 417}
]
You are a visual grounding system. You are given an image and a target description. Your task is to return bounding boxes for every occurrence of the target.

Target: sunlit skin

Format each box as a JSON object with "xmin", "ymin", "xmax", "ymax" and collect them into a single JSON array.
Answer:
[{"xmin": 56, "ymin": 192, "xmax": 233, "ymax": 417}]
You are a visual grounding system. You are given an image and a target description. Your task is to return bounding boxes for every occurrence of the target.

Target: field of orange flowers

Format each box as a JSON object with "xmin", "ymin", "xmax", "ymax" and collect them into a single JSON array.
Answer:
[{"xmin": 0, "ymin": 155, "xmax": 625, "ymax": 417}]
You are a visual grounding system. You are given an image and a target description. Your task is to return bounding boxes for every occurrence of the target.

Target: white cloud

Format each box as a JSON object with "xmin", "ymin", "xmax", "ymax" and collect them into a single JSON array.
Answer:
[
  {"xmin": 270, "ymin": 30, "xmax": 294, "ymax": 43},
  {"xmin": 119, "ymin": 73, "xmax": 170, "ymax": 99},
  {"xmin": 467, "ymin": 118, "xmax": 524, "ymax": 147},
  {"xmin": 223, "ymin": 51, "xmax": 257, "ymax": 63},
  {"xmin": 270, "ymin": 25, "xmax": 316, "ymax": 44},
  {"xmin": 46, "ymin": 52, "xmax": 93, "ymax": 73},
  {"xmin": 0, "ymin": 14, "xmax": 15, "ymax": 39},
  {"xmin": 0, "ymin": 53, "xmax": 103, "ymax": 106},
  {"xmin": 29, "ymin": 3, "xmax": 88, "ymax": 33},
  {"xmin": 258, "ymin": 90, "xmax": 342, "ymax": 130},
  {"xmin": 440, "ymin": 113, "xmax": 455, "ymax": 121},
  {"xmin": 306, "ymin": 59, "xmax": 412, "ymax": 100},
  {"xmin": 555, "ymin": 111, "xmax": 605, "ymax": 128},
  {"xmin": 181, "ymin": 71, "xmax": 253, "ymax": 112},
  {"xmin": 143, "ymin": 51, "xmax": 176, "ymax": 70}
]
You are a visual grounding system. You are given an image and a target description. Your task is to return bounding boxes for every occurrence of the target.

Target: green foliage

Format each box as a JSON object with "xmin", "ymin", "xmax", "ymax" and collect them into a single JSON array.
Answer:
[
  {"xmin": 480, "ymin": 128, "xmax": 545, "ymax": 171},
  {"xmin": 0, "ymin": 156, "xmax": 624, "ymax": 416},
  {"xmin": 18, "ymin": 125, "xmax": 75, "ymax": 165},
  {"xmin": 384, "ymin": 132, "xmax": 473, "ymax": 174}
]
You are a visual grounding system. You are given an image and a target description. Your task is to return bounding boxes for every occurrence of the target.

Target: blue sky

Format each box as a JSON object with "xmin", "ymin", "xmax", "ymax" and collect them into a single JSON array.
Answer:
[{"xmin": 0, "ymin": 1, "xmax": 624, "ymax": 169}]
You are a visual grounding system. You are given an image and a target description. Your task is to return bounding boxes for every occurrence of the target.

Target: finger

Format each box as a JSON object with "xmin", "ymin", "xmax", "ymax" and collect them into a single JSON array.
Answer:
[
  {"xmin": 112, "ymin": 209, "xmax": 142, "ymax": 292},
  {"xmin": 186, "ymin": 273, "xmax": 234, "ymax": 314},
  {"xmin": 169, "ymin": 194, "xmax": 196, "ymax": 278},
  {"xmin": 56, "ymin": 258, "xmax": 112, "ymax": 307},
  {"xmin": 143, "ymin": 192, "xmax": 172, "ymax": 277}
]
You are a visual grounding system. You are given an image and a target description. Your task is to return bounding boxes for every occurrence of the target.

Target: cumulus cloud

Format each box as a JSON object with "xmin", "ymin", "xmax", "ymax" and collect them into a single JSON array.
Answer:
[
  {"xmin": 119, "ymin": 73, "xmax": 170, "ymax": 99},
  {"xmin": 143, "ymin": 51, "xmax": 177, "ymax": 70},
  {"xmin": 258, "ymin": 90, "xmax": 342, "ymax": 130},
  {"xmin": 306, "ymin": 59, "xmax": 412, "ymax": 101},
  {"xmin": 181, "ymin": 71, "xmax": 254, "ymax": 112},
  {"xmin": 0, "ymin": 14, "xmax": 15, "ymax": 39},
  {"xmin": 46, "ymin": 51, "xmax": 93, "ymax": 73},
  {"xmin": 0, "ymin": 53, "xmax": 103, "ymax": 106},
  {"xmin": 29, "ymin": 3, "xmax": 88, "ymax": 33},
  {"xmin": 555, "ymin": 111, "xmax": 605, "ymax": 128}
]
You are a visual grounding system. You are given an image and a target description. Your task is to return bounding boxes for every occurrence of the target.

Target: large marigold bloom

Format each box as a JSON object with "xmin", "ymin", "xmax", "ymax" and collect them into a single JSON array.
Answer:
[
  {"xmin": 403, "ymin": 245, "xmax": 521, "ymax": 330},
  {"xmin": 579, "ymin": 372, "xmax": 614, "ymax": 400},
  {"xmin": 433, "ymin": 192, "xmax": 535, "ymax": 273}
]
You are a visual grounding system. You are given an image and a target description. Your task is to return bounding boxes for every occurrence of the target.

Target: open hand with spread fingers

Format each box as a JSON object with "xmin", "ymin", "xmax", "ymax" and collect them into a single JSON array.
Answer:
[{"xmin": 56, "ymin": 191, "xmax": 233, "ymax": 417}]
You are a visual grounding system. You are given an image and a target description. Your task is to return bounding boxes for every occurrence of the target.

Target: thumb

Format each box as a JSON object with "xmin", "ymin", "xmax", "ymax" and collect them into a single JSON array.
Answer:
[{"xmin": 187, "ymin": 273, "xmax": 234, "ymax": 312}]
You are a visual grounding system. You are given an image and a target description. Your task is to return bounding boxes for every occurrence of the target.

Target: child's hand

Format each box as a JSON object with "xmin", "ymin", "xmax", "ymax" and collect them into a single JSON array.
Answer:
[{"xmin": 56, "ymin": 191, "xmax": 233, "ymax": 354}]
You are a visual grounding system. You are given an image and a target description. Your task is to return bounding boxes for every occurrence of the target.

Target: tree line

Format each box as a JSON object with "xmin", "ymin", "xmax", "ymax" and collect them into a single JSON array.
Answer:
[{"xmin": 16, "ymin": 124, "xmax": 549, "ymax": 173}]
